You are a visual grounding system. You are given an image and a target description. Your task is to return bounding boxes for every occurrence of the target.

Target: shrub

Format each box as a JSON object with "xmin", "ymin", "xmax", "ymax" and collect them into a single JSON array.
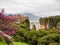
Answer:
[
  {"xmin": 13, "ymin": 28, "xmax": 26, "ymax": 42},
  {"xmin": 0, "ymin": 35, "xmax": 9, "ymax": 45},
  {"xmin": 13, "ymin": 29, "xmax": 59, "ymax": 45},
  {"xmin": 56, "ymin": 22, "xmax": 60, "ymax": 30},
  {"xmin": 38, "ymin": 34, "xmax": 60, "ymax": 45},
  {"xmin": 49, "ymin": 43, "xmax": 60, "ymax": 45}
]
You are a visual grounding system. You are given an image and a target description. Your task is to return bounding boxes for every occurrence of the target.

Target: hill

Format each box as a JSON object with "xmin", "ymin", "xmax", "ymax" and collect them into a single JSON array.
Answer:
[{"xmin": 21, "ymin": 13, "xmax": 40, "ymax": 22}]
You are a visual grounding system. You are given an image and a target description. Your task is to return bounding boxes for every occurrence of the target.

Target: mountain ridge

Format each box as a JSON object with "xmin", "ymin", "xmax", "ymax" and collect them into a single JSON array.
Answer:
[{"xmin": 21, "ymin": 13, "xmax": 40, "ymax": 21}]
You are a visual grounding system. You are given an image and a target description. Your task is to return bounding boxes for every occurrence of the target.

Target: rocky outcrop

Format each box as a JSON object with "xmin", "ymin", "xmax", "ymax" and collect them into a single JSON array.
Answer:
[{"xmin": 39, "ymin": 16, "xmax": 60, "ymax": 29}]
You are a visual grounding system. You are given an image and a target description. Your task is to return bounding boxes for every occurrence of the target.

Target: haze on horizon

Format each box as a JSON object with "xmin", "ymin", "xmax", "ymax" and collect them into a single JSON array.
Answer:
[{"xmin": 0, "ymin": 0, "xmax": 60, "ymax": 17}]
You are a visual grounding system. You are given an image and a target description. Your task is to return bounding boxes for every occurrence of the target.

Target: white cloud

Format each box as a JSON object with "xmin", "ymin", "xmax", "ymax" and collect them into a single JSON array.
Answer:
[{"xmin": 0, "ymin": 0, "xmax": 60, "ymax": 17}]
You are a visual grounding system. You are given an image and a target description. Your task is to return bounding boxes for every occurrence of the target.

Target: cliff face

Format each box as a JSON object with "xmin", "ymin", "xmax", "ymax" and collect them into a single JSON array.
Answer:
[{"xmin": 39, "ymin": 16, "xmax": 60, "ymax": 30}]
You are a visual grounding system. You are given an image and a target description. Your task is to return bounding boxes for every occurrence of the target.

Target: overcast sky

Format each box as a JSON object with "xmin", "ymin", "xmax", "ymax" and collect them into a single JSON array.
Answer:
[{"xmin": 0, "ymin": 0, "xmax": 60, "ymax": 17}]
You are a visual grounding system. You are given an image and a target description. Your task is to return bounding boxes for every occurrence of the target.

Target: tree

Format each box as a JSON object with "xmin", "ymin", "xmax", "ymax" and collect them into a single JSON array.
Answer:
[
  {"xmin": 32, "ymin": 24, "xmax": 36, "ymax": 30},
  {"xmin": 0, "ymin": 9, "xmax": 17, "ymax": 36},
  {"xmin": 56, "ymin": 22, "xmax": 60, "ymax": 31}
]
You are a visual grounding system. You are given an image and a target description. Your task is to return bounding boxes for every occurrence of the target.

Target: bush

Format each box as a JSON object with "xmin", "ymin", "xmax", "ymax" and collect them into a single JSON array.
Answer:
[
  {"xmin": 0, "ymin": 35, "xmax": 9, "ymax": 45},
  {"xmin": 13, "ymin": 28, "xmax": 27, "ymax": 42},
  {"xmin": 24, "ymin": 30, "xmax": 57, "ymax": 45},
  {"xmin": 56, "ymin": 22, "xmax": 60, "ymax": 30},
  {"xmin": 24, "ymin": 30, "xmax": 38, "ymax": 45},
  {"xmin": 13, "ymin": 29, "xmax": 59, "ymax": 45},
  {"xmin": 49, "ymin": 43, "xmax": 60, "ymax": 45},
  {"xmin": 38, "ymin": 34, "xmax": 60, "ymax": 45}
]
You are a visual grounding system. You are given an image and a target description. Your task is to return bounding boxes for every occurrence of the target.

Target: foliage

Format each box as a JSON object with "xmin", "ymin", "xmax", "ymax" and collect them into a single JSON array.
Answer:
[
  {"xmin": 0, "ymin": 9, "xmax": 30, "ymax": 36},
  {"xmin": 0, "ymin": 9, "xmax": 60, "ymax": 45},
  {"xmin": 12, "ymin": 28, "xmax": 59, "ymax": 45},
  {"xmin": 31, "ymin": 24, "xmax": 36, "ymax": 30},
  {"xmin": 0, "ymin": 9, "xmax": 17, "ymax": 36},
  {"xmin": 38, "ymin": 34, "xmax": 60, "ymax": 45},
  {"xmin": 0, "ymin": 35, "xmax": 9, "ymax": 45},
  {"xmin": 13, "ymin": 28, "xmax": 27, "ymax": 42},
  {"xmin": 56, "ymin": 22, "xmax": 60, "ymax": 30},
  {"xmin": 49, "ymin": 43, "xmax": 60, "ymax": 45},
  {"xmin": 24, "ymin": 29, "xmax": 58, "ymax": 45}
]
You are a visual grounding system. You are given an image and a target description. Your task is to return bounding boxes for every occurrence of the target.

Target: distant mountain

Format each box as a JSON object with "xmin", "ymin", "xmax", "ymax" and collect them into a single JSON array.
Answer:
[{"xmin": 21, "ymin": 13, "xmax": 40, "ymax": 22}]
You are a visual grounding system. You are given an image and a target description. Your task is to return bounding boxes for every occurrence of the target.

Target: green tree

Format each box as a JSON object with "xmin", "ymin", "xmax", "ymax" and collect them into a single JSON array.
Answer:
[
  {"xmin": 32, "ymin": 24, "xmax": 36, "ymax": 30},
  {"xmin": 56, "ymin": 22, "xmax": 60, "ymax": 30}
]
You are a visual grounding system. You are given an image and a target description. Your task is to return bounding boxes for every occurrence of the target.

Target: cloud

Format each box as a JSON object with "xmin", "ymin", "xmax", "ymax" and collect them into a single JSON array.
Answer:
[{"xmin": 0, "ymin": 0, "xmax": 60, "ymax": 17}]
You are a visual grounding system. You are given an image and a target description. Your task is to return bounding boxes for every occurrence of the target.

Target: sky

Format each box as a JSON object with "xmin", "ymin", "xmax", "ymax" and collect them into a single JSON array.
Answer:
[{"xmin": 0, "ymin": 0, "xmax": 60, "ymax": 17}]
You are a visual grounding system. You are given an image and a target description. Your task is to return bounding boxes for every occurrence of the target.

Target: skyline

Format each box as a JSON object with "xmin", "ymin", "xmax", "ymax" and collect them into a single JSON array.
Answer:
[{"xmin": 0, "ymin": 0, "xmax": 60, "ymax": 17}]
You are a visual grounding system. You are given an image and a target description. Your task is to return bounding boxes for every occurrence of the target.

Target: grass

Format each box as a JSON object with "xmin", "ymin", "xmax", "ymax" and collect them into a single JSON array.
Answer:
[
  {"xmin": 14, "ymin": 42, "xmax": 29, "ymax": 45},
  {"xmin": 0, "ymin": 42, "xmax": 8, "ymax": 45},
  {"xmin": 0, "ymin": 42, "xmax": 29, "ymax": 45}
]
